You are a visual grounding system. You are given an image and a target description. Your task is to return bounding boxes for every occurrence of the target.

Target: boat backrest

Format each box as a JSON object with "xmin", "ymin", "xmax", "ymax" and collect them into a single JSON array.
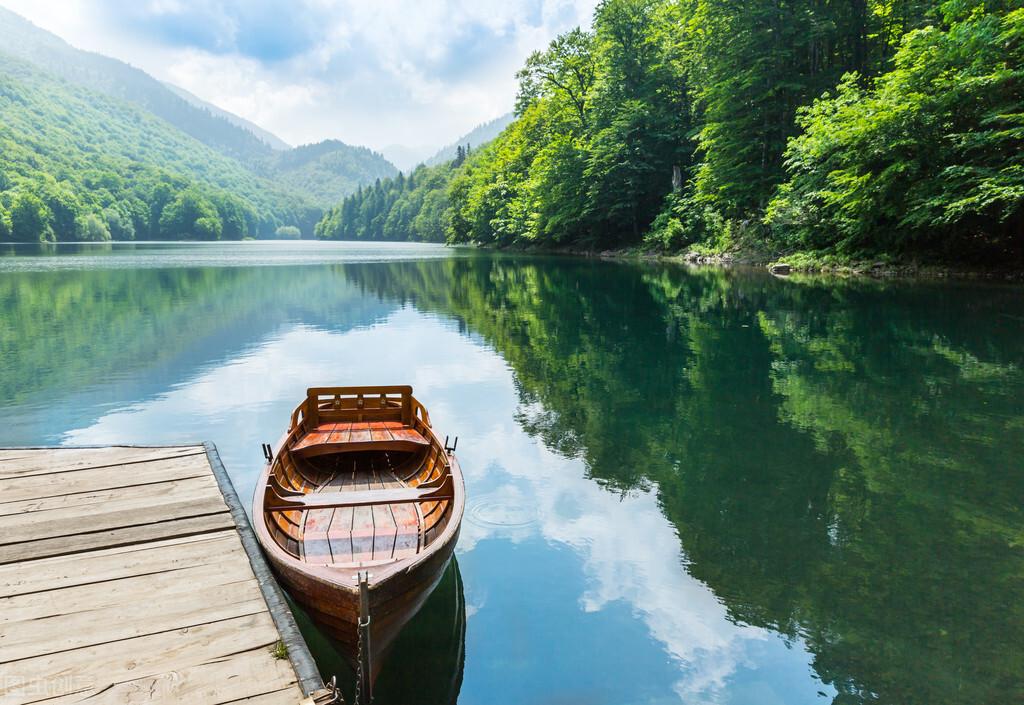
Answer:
[{"xmin": 301, "ymin": 385, "xmax": 413, "ymax": 428}]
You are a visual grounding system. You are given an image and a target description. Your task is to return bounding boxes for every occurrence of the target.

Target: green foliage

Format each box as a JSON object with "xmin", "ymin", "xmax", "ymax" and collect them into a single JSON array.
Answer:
[
  {"xmin": 313, "ymin": 0, "xmax": 1021, "ymax": 264},
  {"xmin": 767, "ymin": 7, "xmax": 1024, "ymax": 259},
  {"xmin": 255, "ymin": 140, "xmax": 398, "ymax": 209},
  {"xmin": 77, "ymin": 212, "xmax": 111, "ymax": 242},
  {"xmin": 9, "ymin": 192, "xmax": 53, "ymax": 242},
  {"xmin": 102, "ymin": 205, "xmax": 135, "ymax": 241},
  {"xmin": 0, "ymin": 51, "xmax": 318, "ymax": 240},
  {"xmin": 316, "ymin": 162, "xmax": 456, "ymax": 242},
  {"xmin": 0, "ymin": 203, "xmax": 10, "ymax": 241},
  {"xmin": 159, "ymin": 188, "xmax": 222, "ymax": 240},
  {"xmin": 274, "ymin": 225, "xmax": 302, "ymax": 240}
]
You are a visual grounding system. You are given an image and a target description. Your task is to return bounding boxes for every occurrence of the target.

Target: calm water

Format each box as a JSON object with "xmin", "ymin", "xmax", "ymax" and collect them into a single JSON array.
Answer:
[{"xmin": 2, "ymin": 241, "xmax": 1022, "ymax": 705}]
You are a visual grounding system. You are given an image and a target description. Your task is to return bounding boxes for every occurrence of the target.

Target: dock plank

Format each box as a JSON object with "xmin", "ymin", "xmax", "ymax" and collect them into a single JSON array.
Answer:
[
  {"xmin": 0, "ymin": 446, "xmax": 312, "ymax": 705},
  {"xmin": 0, "ymin": 454, "xmax": 215, "ymax": 504},
  {"xmin": 0, "ymin": 446, "xmax": 205, "ymax": 479}
]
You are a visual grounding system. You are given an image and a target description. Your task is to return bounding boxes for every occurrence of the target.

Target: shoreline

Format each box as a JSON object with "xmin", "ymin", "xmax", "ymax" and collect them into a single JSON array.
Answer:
[{"xmin": 507, "ymin": 243, "xmax": 1024, "ymax": 282}]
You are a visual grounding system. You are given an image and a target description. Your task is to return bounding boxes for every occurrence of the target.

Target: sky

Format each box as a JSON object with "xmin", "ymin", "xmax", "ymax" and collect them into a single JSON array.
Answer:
[{"xmin": 0, "ymin": 0, "xmax": 599, "ymax": 159}]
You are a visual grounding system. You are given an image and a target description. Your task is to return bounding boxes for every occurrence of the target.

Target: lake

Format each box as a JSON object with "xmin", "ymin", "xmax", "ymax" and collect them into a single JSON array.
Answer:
[{"xmin": 2, "ymin": 241, "xmax": 1022, "ymax": 705}]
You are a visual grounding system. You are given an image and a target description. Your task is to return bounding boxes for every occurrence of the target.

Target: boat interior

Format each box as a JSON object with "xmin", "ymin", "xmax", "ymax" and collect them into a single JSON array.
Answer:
[{"xmin": 262, "ymin": 387, "xmax": 458, "ymax": 569}]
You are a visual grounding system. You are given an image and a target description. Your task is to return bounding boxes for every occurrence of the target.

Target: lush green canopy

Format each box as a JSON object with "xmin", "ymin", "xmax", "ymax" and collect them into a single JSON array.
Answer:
[{"xmin": 318, "ymin": 0, "xmax": 1023, "ymax": 264}]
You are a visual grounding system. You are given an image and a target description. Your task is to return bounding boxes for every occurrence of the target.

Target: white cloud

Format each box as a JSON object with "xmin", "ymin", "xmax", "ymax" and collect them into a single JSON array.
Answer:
[{"xmin": 0, "ymin": 0, "xmax": 599, "ymax": 152}]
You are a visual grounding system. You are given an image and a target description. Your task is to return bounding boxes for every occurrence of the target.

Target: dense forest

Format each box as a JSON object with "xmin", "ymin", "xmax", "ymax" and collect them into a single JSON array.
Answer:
[{"xmin": 318, "ymin": 0, "xmax": 1024, "ymax": 264}]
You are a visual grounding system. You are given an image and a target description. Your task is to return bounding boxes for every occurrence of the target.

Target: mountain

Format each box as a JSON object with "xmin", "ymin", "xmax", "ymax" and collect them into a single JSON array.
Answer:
[
  {"xmin": 425, "ymin": 113, "xmax": 514, "ymax": 166},
  {"xmin": 0, "ymin": 51, "xmax": 318, "ymax": 241},
  {"xmin": 257, "ymin": 140, "xmax": 398, "ymax": 208},
  {"xmin": 0, "ymin": 7, "xmax": 276, "ymax": 162},
  {"xmin": 0, "ymin": 7, "xmax": 390, "ymax": 204},
  {"xmin": 162, "ymin": 82, "xmax": 291, "ymax": 152},
  {"xmin": 381, "ymin": 144, "xmax": 433, "ymax": 173}
]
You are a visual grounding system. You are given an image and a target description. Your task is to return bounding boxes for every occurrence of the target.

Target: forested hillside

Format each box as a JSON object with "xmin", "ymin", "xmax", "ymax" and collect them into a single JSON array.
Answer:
[
  {"xmin": 258, "ymin": 140, "xmax": 398, "ymax": 208},
  {"xmin": 0, "ymin": 7, "xmax": 278, "ymax": 162},
  {"xmin": 0, "ymin": 7, "xmax": 399, "ymax": 241},
  {"xmin": 0, "ymin": 53, "xmax": 318, "ymax": 242},
  {"xmin": 163, "ymin": 82, "xmax": 291, "ymax": 152},
  {"xmin": 317, "ymin": 0, "xmax": 1023, "ymax": 265},
  {"xmin": 315, "ymin": 160, "xmax": 460, "ymax": 242}
]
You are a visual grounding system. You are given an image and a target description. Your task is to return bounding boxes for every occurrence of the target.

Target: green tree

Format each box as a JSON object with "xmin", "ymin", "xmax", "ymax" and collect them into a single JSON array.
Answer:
[
  {"xmin": 37, "ymin": 179, "xmax": 83, "ymax": 240},
  {"xmin": 103, "ymin": 205, "xmax": 136, "ymax": 241},
  {"xmin": 274, "ymin": 225, "xmax": 301, "ymax": 239},
  {"xmin": 0, "ymin": 203, "xmax": 11, "ymax": 241},
  {"xmin": 767, "ymin": 5, "xmax": 1024, "ymax": 260},
  {"xmin": 9, "ymin": 192, "xmax": 54, "ymax": 242},
  {"xmin": 515, "ymin": 27, "xmax": 595, "ymax": 128},
  {"xmin": 159, "ymin": 188, "xmax": 222, "ymax": 240},
  {"xmin": 77, "ymin": 212, "xmax": 111, "ymax": 241}
]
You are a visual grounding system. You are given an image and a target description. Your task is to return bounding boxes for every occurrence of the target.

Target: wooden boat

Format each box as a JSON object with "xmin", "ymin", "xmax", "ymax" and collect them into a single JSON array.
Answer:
[{"xmin": 253, "ymin": 385, "xmax": 464, "ymax": 690}]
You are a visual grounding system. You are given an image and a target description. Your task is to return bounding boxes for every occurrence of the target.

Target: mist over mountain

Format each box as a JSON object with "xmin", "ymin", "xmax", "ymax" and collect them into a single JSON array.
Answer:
[
  {"xmin": 162, "ymin": 81, "xmax": 292, "ymax": 152},
  {"xmin": 0, "ymin": 6, "xmax": 398, "ymax": 239},
  {"xmin": 424, "ymin": 113, "xmax": 514, "ymax": 166}
]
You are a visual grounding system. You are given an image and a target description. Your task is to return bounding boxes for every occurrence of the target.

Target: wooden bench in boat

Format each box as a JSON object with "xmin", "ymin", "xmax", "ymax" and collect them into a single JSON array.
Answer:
[
  {"xmin": 292, "ymin": 420, "xmax": 429, "ymax": 457},
  {"xmin": 266, "ymin": 475, "xmax": 454, "ymax": 512}
]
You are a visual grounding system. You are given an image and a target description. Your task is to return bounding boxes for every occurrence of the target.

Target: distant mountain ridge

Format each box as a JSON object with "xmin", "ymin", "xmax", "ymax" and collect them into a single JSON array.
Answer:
[
  {"xmin": 0, "ymin": 50, "xmax": 319, "ymax": 239},
  {"xmin": 0, "ymin": 6, "xmax": 396, "ymax": 207},
  {"xmin": 162, "ymin": 81, "xmax": 291, "ymax": 152},
  {"xmin": 425, "ymin": 113, "xmax": 514, "ymax": 166},
  {"xmin": 0, "ymin": 7, "xmax": 275, "ymax": 162}
]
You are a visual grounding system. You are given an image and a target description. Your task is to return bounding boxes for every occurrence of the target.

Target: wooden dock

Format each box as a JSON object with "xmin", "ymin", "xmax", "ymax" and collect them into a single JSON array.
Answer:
[{"xmin": 0, "ymin": 444, "xmax": 330, "ymax": 705}]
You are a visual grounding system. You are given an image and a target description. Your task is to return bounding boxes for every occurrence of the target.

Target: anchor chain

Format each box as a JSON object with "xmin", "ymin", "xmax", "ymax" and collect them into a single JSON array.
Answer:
[
  {"xmin": 353, "ymin": 571, "xmax": 373, "ymax": 705},
  {"xmin": 353, "ymin": 628, "xmax": 365, "ymax": 705}
]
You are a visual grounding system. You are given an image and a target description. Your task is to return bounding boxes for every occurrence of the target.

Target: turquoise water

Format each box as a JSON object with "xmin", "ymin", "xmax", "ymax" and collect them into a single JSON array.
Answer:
[{"xmin": 2, "ymin": 241, "xmax": 1022, "ymax": 704}]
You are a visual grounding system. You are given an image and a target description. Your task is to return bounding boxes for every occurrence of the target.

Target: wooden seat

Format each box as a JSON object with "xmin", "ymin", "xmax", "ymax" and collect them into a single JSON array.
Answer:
[
  {"xmin": 291, "ymin": 420, "xmax": 429, "ymax": 457},
  {"xmin": 266, "ymin": 476, "xmax": 453, "ymax": 512}
]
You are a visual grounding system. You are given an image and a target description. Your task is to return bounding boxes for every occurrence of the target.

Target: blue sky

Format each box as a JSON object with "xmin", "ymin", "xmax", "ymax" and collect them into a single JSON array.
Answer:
[{"xmin": 0, "ymin": 0, "xmax": 598, "ymax": 161}]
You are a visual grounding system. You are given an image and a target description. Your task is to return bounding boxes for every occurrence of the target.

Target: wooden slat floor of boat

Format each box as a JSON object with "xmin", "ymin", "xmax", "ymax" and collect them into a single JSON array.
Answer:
[
  {"xmin": 291, "ymin": 421, "xmax": 428, "ymax": 456},
  {"xmin": 0, "ymin": 446, "xmax": 307, "ymax": 705},
  {"xmin": 298, "ymin": 459, "xmax": 421, "ymax": 568}
]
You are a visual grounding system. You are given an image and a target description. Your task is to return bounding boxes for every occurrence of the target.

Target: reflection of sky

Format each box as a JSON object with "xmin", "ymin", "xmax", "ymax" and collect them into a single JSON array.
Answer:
[{"xmin": 61, "ymin": 307, "xmax": 834, "ymax": 704}]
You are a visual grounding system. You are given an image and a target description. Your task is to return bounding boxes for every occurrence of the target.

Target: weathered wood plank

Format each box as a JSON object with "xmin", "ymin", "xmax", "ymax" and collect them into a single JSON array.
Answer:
[
  {"xmin": 0, "ymin": 532, "xmax": 238, "ymax": 597},
  {"xmin": 0, "ymin": 446, "xmax": 205, "ymax": 479},
  {"xmin": 0, "ymin": 474, "xmax": 220, "ymax": 518},
  {"xmin": 1, "ymin": 558, "xmax": 255, "ymax": 625},
  {"xmin": 41, "ymin": 647, "xmax": 298, "ymax": 705},
  {"xmin": 0, "ymin": 613, "xmax": 283, "ymax": 703},
  {"xmin": 0, "ymin": 511, "xmax": 234, "ymax": 565},
  {"xmin": 370, "ymin": 462, "xmax": 397, "ymax": 561},
  {"xmin": 0, "ymin": 578, "xmax": 268, "ymax": 662},
  {"xmin": 217, "ymin": 688, "xmax": 305, "ymax": 705},
  {"xmin": 0, "ymin": 446, "xmax": 310, "ymax": 705},
  {"xmin": 0, "ymin": 454, "xmax": 215, "ymax": 504},
  {"xmin": 0, "ymin": 493, "xmax": 230, "ymax": 546},
  {"xmin": 326, "ymin": 468, "xmax": 354, "ymax": 564}
]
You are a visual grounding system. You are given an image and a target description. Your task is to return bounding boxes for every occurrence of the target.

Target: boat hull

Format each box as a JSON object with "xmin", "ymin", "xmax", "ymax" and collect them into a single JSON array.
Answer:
[{"xmin": 261, "ymin": 515, "xmax": 460, "ymax": 680}]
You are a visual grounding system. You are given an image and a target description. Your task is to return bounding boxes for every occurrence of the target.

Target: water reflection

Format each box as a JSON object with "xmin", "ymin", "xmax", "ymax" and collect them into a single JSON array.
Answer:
[
  {"xmin": 345, "ymin": 257, "xmax": 1024, "ymax": 704},
  {"xmin": 1, "ymin": 244, "xmax": 1022, "ymax": 704},
  {"xmin": 295, "ymin": 558, "xmax": 467, "ymax": 705}
]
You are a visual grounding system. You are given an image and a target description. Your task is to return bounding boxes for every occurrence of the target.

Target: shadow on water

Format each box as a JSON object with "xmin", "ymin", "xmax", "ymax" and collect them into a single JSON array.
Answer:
[{"xmin": 291, "ymin": 557, "xmax": 466, "ymax": 705}]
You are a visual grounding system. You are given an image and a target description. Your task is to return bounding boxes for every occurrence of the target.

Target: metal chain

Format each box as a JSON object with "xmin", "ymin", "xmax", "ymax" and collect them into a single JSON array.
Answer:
[
  {"xmin": 354, "ymin": 614, "xmax": 372, "ymax": 705},
  {"xmin": 353, "ymin": 625, "xmax": 362, "ymax": 705}
]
